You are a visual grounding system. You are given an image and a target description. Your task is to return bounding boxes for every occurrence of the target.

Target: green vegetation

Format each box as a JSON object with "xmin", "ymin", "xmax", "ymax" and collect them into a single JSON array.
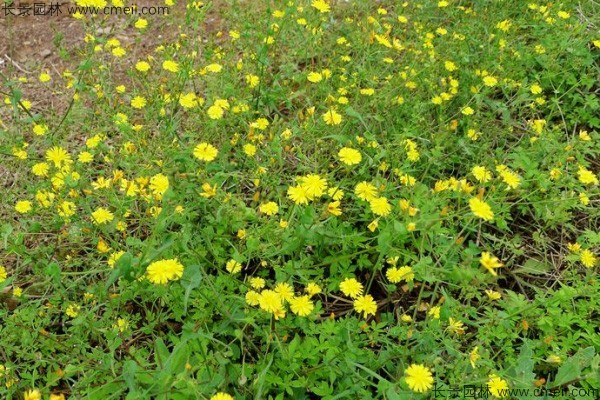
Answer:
[{"xmin": 0, "ymin": 0, "xmax": 599, "ymax": 398}]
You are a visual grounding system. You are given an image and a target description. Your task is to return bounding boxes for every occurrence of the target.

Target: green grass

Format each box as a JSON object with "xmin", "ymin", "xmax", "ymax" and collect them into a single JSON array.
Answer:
[{"xmin": 0, "ymin": 0, "xmax": 599, "ymax": 399}]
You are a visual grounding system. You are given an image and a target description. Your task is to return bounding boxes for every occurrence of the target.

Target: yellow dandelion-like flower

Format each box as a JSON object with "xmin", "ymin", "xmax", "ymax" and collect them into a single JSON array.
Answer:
[
  {"xmin": 91, "ymin": 207, "xmax": 114, "ymax": 225},
  {"xmin": 469, "ymin": 197, "xmax": 494, "ymax": 221},
  {"xmin": 146, "ymin": 258, "xmax": 184, "ymax": 284},
  {"xmin": 353, "ymin": 294, "xmax": 377, "ymax": 318},
  {"xmin": 323, "ymin": 108, "xmax": 342, "ymax": 125},
  {"xmin": 339, "ymin": 277, "xmax": 363, "ymax": 298},
  {"xmin": 226, "ymin": 259, "xmax": 242, "ymax": 274},
  {"xmin": 480, "ymin": 252, "xmax": 503, "ymax": 276},
  {"xmin": 338, "ymin": 147, "xmax": 362, "ymax": 166},
  {"xmin": 193, "ymin": 142, "xmax": 219, "ymax": 162},
  {"xmin": 386, "ymin": 266, "xmax": 414, "ymax": 283},
  {"xmin": 290, "ymin": 295, "xmax": 314, "ymax": 316},
  {"xmin": 210, "ymin": 393, "xmax": 234, "ymax": 400},
  {"xmin": 487, "ymin": 374, "xmax": 509, "ymax": 398},
  {"xmin": 259, "ymin": 201, "xmax": 279, "ymax": 216},
  {"xmin": 404, "ymin": 364, "xmax": 434, "ymax": 393},
  {"xmin": 369, "ymin": 197, "xmax": 391, "ymax": 217}
]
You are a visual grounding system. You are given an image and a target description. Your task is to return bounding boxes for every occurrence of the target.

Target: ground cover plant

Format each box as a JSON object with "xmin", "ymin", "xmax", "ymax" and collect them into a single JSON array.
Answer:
[{"xmin": 0, "ymin": 0, "xmax": 599, "ymax": 398}]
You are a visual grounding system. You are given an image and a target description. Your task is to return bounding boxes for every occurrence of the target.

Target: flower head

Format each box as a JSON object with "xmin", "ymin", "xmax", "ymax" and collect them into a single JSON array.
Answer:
[
  {"xmin": 193, "ymin": 142, "xmax": 219, "ymax": 162},
  {"xmin": 340, "ymin": 278, "xmax": 363, "ymax": 298},
  {"xmin": 338, "ymin": 147, "xmax": 362, "ymax": 165},
  {"xmin": 404, "ymin": 364, "xmax": 434, "ymax": 393},
  {"xmin": 480, "ymin": 252, "xmax": 503, "ymax": 276},
  {"xmin": 469, "ymin": 197, "xmax": 494, "ymax": 221},
  {"xmin": 146, "ymin": 258, "xmax": 184, "ymax": 284},
  {"xmin": 353, "ymin": 294, "xmax": 377, "ymax": 318}
]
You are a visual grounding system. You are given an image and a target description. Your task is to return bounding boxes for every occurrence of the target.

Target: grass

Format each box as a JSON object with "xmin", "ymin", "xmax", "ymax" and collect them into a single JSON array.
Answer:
[{"xmin": 0, "ymin": 0, "xmax": 599, "ymax": 399}]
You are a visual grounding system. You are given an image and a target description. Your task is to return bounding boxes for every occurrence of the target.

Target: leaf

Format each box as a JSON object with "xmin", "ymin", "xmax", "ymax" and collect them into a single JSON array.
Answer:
[
  {"xmin": 511, "ymin": 341, "xmax": 536, "ymax": 389},
  {"xmin": 514, "ymin": 259, "xmax": 552, "ymax": 276},
  {"xmin": 550, "ymin": 346, "xmax": 595, "ymax": 388},
  {"xmin": 122, "ymin": 360, "xmax": 138, "ymax": 393},
  {"xmin": 181, "ymin": 265, "xmax": 203, "ymax": 315},
  {"xmin": 104, "ymin": 252, "xmax": 133, "ymax": 289}
]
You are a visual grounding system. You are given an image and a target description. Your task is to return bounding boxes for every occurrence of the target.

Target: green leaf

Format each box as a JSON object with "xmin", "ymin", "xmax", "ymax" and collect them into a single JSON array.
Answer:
[
  {"xmin": 514, "ymin": 259, "xmax": 552, "ymax": 275},
  {"xmin": 550, "ymin": 347, "xmax": 595, "ymax": 388},
  {"xmin": 511, "ymin": 341, "xmax": 536, "ymax": 390},
  {"xmin": 181, "ymin": 265, "xmax": 203, "ymax": 315}
]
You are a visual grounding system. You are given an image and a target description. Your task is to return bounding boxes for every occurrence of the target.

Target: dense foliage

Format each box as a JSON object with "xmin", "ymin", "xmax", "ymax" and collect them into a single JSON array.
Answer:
[{"xmin": 1, "ymin": 0, "xmax": 599, "ymax": 399}]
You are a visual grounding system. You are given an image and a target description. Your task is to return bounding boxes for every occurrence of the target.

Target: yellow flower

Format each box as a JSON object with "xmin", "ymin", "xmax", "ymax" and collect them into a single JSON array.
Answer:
[
  {"xmin": 46, "ymin": 146, "xmax": 72, "ymax": 167},
  {"xmin": 487, "ymin": 374, "xmax": 509, "ymax": 398},
  {"xmin": 386, "ymin": 266, "xmax": 414, "ymax": 283},
  {"xmin": 500, "ymin": 169, "xmax": 521, "ymax": 189},
  {"xmin": 200, "ymin": 182, "xmax": 217, "ymax": 198},
  {"xmin": 150, "ymin": 173, "xmax": 169, "ymax": 197},
  {"xmin": 226, "ymin": 259, "xmax": 242, "ymax": 274},
  {"xmin": 469, "ymin": 197, "xmax": 494, "ymax": 221},
  {"xmin": 0, "ymin": 265, "xmax": 7, "ymax": 282},
  {"xmin": 580, "ymin": 249, "xmax": 597, "ymax": 268},
  {"xmin": 339, "ymin": 277, "xmax": 363, "ymax": 298},
  {"xmin": 65, "ymin": 304, "xmax": 81, "ymax": 318},
  {"xmin": 193, "ymin": 142, "xmax": 219, "ymax": 162},
  {"xmin": 307, "ymin": 72, "xmax": 323, "ymax": 82},
  {"xmin": 327, "ymin": 201, "xmax": 342, "ymax": 216},
  {"xmin": 577, "ymin": 166, "xmax": 598, "ymax": 185},
  {"xmin": 259, "ymin": 201, "xmax": 279, "ymax": 216},
  {"xmin": 251, "ymin": 117, "xmax": 269, "ymax": 130},
  {"xmin": 485, "ymin": 289, "xmax": 502, "ymax": 300},
  {"xmin": 472, "ymin": 166, "xmax": 492, "ymax": 183},
  {"xmin": 447, "ymin": 317, "xmax": 466, "ymax": 335},
  {"xmin": 179, "ymin": 92, "xmax": 198, "ymax": 108},
  {"xmin": 353, "ymin": 294, "xmax": 377, "ymax": 318},
  {"xmin": 546, "ymin": 355, "xmax": 562, "ymax": 364},
  {"xmin": 469, "ymin": 347, "xmax": 480, "ymax": 368},
  {"xmin": 23, "ymin": 389, "xmax": 42, "ymax": 400},
  {"xmin": 207, "ymin": 105, "xmax": 224, "ymax": 119},
  {"xmin": 274, "ymin": 282, "xmax": 294, "ymax": 302},
  {"xmin": 162, "ymin": 60, "xmax": 180, "ymax": 73},
  {"xmin": 258, "ymin": 289, "xmax": 283, "ymax": 314},
  {"xmin": 246, "ymin": 290, "xmax": 261, "ymax": 306},
  {"xmin": 328, "ymin": 187, "xmax": 344, "ymax": 200},
  {"xmin": 243, "ymin": 143, "xmax": 257, "ymax": 156},
  {"xmin": 355, "ymin": 181, "xmax": 377, "ymax": 201},
  {"xmin": 480, "ymin": 252, "xmax": 503, "ymax": 276},
  {"xmin": 300, "ymin": 174, "xmax": 327, "ymax": 199},
  {"xmin": 134, "ymin": 18, "xmax": 148, "ymax": 29},
  {"xmin": 290, "ymin": 295, "xmax": 314, "ymax": 316},
  {"xmin": 15, "ymin": 200, "xmax": 32, "ymax": 214},
  {"xmin": 369, "ymin": 197, "xmax": 391, "ymax": 217},
  {"xmin": 428, "ymin": 306, "xmax": 441, "ymax": 319},
  {"xmin": 245, "ymin": 74, "xmax": 260, "ymax": 88},
  {"xmin": 33, "ymin": 123, "xmax": 48, "ymax": 135},
  {"xmin": 483, "ymin": 76, "xmax": 498, "ymax": 87},
  {"xmin": 249, "ymin": 277, "xmax": 265, "ymax": 290},
  {"xmin": 210, "ymin": 393, "xmax": 234, "ymax": 400},
  {"xmin": 311, "ymin": 0, "xmax": 330, "ymax": 13},
  {"xmin": 287, "ymin": 185, "xmax": 309, "ymax": 205},
  {"xmin": 58, "ymin": 201, "xmax": 76, "ymax": 218},
  {"xmin": 461, "ymin": 106, "xmax": 474, "ymax": 115},
  {"xmin": 367, "ymin": 219, "xmax": 379, "ymax": 232},
  {"xmin": 530, "ymin": 83, "xmax": 542, "ymax": 95},
  {"xmin": 91, "ymin": 207, "xmax": 114, "ymax": 225},
  {"xmin": 338, "ymin": 147, "xmax": 362, "ymax": 165},
  {"xmin": 323, "ymin": 108, "xmax": 342, "ymax": 125},
  {"xmin": 107, "ymin": 251, "xmax": 125, "ymax": 268},
  {"xmin": 131, "ymin": 96, "xmax": 146, "ymax": 109},
  {"xmin": 404, "ymin": 364, "xmax": 434, "ymax": 393},
  {"xmin": 146, "ymin": 258, "xmax": 184, "ymax": 284},
  {"xmin": 305, "ymin": 282, "xmax": 322, "ymax": 296}
]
